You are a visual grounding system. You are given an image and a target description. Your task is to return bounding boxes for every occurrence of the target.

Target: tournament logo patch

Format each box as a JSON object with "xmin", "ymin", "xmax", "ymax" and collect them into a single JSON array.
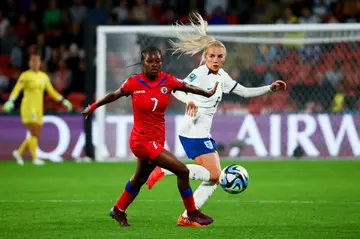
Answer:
[
  {"xmin": 161, "ymin": 86, "xmax": 168, "ymax": 94},
  {"xmin": 187, "ymin": 73, "xmax": 197, "ymax": 82},
  {"xmin": 204, "ymin": 140, "xmax": 214, "ymax": 149}
]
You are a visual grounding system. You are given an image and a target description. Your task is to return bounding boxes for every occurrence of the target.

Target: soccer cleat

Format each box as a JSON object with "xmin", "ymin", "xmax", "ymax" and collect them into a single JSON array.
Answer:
[
  {"xmin": 187, "ymin": 210, "xmax": 213, "ymax": 226},
  {"xmin": 109, "ymin": 206, "xmax": 130, "ymax": 227},
  {"xmin": 177, "ymin": 214, "xmax": 207, "ymax": 227},
  {"xmin": 12, "ymin": 151, "xmax": 24, "ymax": 166},
  {"xmin": 32, "ymin": 159, "xmax": 45, "ymax": 166},
  {"xmin": 147, "ymin": 166, "xmax": 165, "ymax": 190}
]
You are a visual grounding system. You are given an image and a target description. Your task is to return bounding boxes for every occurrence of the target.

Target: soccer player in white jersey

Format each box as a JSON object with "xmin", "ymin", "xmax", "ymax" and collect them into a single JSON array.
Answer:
[{"xmin": 147, "ymin": 13, "xmax": 287, "ymax": 226}]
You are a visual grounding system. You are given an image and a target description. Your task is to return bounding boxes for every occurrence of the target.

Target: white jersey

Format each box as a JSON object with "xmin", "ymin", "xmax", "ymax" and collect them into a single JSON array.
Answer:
[{"xmin": 173, "ymin": 65, "xmax": 272, "ymax": 139}]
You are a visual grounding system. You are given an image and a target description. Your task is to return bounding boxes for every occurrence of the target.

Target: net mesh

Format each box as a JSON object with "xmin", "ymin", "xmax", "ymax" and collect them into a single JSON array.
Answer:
[{"xmin": 104, "ymin": 29, "xmax": 360, "ymax": 115}]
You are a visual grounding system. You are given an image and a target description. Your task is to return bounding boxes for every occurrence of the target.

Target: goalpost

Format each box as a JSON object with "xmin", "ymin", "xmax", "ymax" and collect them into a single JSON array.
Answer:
[{"xmin": 95, "ymin": 24, "xmax": 360, "ymax": 162}]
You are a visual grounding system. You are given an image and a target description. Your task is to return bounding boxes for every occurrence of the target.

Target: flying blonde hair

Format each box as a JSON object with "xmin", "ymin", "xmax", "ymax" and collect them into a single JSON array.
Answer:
[{"xmin": 169, "ymin": 13, "xmax": 226, "ymax": 65}]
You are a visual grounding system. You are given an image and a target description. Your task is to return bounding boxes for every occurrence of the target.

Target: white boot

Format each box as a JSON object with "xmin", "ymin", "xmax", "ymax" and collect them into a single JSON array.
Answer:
[
  {"xmin": 32, "ymin": 158, "xmax": 45, "ymax": 166},
  {"xmin": 12, "ymin": 151, "xmax": 24, "ymax": 166}
]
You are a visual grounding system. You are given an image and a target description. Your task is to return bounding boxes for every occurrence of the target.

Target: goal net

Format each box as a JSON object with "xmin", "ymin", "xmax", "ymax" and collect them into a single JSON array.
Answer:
[{"xmin": 95, "ymin": 24, "xmax": 360, "ymax": 162}]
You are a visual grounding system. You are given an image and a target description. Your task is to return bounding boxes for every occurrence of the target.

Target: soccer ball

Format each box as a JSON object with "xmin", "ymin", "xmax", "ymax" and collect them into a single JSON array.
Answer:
[{"xmin": 219, "ymin": 164, "xmax": 249, "ymax": 194}]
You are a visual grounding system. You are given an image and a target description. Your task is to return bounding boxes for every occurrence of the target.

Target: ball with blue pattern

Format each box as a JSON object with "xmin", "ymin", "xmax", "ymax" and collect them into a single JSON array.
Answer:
[{"xmin": 219, "ymin": 164, "xmax": 249, "ymax": 194}]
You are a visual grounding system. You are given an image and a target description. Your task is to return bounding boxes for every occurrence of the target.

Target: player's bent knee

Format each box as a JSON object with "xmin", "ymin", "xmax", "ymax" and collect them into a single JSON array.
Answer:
[{"xmin": 177, "ymin": 165, "xmax": 190, "ymax": 178}]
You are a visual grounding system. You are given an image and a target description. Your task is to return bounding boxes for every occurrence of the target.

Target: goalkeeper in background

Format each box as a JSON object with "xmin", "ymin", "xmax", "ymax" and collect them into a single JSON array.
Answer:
[{"xmin": 2, "ymin": 54, "xmax": 72, "ymax": 166}]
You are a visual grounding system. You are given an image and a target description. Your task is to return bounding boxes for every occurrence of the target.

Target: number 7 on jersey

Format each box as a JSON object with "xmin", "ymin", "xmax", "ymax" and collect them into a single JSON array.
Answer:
[{"xmin": 151, "ymin": 98, "xmax": 158, "ymax": 111}]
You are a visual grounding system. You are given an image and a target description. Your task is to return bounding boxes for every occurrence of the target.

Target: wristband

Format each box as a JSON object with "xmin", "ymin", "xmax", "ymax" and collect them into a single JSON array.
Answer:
[
  {"xmin": 8, "ymin": 96, "xmax": 15, "ymax": 103},
  {"xmin": 90, "ymin": 103, "xmax": 97, "ymax": 111}
]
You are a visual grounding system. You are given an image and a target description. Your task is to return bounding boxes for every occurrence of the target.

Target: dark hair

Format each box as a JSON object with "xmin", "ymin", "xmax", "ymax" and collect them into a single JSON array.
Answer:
[{"xmin": 140, "ymin": 46, "xmax": 162, "ymax": 62}]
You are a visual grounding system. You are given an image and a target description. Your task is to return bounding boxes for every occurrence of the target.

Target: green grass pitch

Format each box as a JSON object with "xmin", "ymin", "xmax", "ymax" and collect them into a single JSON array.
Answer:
[{"xmin": 0, "ymin": 160, "xmax": 359, "ymax": 239}]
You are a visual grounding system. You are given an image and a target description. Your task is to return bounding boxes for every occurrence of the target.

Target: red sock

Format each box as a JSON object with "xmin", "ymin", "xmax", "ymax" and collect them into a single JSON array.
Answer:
[
  {"xmin": 180, "ymin": 188, "xmax": 197, "ymax": 213},
  {"xmin": 115, "ymin": 181, "xmax": 139, "ymax": 211}
]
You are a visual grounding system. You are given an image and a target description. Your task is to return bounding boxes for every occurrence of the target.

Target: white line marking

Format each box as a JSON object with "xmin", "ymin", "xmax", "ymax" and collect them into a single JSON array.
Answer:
[{"xmin": 0, "ymin": 199, "xmax": 359, "ymax": 205}]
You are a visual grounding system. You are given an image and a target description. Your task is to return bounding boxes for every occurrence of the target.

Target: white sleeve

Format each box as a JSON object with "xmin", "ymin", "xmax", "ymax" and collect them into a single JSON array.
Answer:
[
  {"xmin": 232, "ymin": 83, "xmax": 272, "ymax": 98},
  {"xmin": 171, "ymin": 69, "xmax": 200, "ymax": 104},
  {"xmin": 172, "ymin": 89, "xmax": 190, "ymax": 104},
  {"xmin": 222, "ymin": 71, "xmax": 272, "ymax": 98}
]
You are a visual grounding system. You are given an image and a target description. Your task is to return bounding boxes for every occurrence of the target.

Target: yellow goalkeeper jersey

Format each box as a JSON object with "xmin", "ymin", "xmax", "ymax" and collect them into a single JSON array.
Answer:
[{"xmin": 9, "ymin": 70, "xmax": 62, "ymax": 123}]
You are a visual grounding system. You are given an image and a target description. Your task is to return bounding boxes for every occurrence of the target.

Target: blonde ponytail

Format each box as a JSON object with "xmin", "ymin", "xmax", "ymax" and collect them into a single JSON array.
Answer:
[{"xmin": 169, "ymin": 13, "xmax": 226, "ymax": 64}]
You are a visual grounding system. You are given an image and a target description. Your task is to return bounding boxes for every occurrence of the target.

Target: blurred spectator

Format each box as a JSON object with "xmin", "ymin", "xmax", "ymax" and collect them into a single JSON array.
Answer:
[
  {"xmin": 324, "ymin": 12, "xmax": 340, "ymax": 23},
  {"xmin": 59, "ymin": 44, "xmax": 69, "ymax": 60},
  {"xmin": 59, "ymin": 10, "xmax": 72, "ymax": 34},
  {"xmin": 91, "ymin": 0, "xmax": 107, "ymax": 26},
  {"xmin": 14, "ymin": 14, "xmax": 31, "ymax": 38},
  {"xmin": 255, "ymin": 44, "xmax": 279, "ymax": 65},
  {"xmin": 0, "ymin": 70, "xmax": 9, "ymax": 93},
  {"xmin": 106, "ymin": 13, "xmax": 117, "ymax": 25},
  {"xmin": 0, "ymin": 9, "xmax": 10, "ymax": 38},
  {"xmin": 276, "ymin": 7, "xmax": 298, "ymax": 24},
  {"xmin": 332, "ymin": 83, "xmax": 346, "ymax": 112},
  {"xmin": 299, "ymin": 7, "xmax": 320, "ymax": 23},
  {"xmin": 27, "ymin": 2, "xmax": 43, "ymax": 28},
  {"xmin": 208, "ymin": 6, "xmax": 228, "ymax": 25},
  {"xmin": 71, "ymin": 59, "xmax": 85, "ymax": 92},
  {"xmin": 10, "ymin": 38, "xmax": 27, "ymax": 68},
  {"xmin": 36, "ymin": 34, "xmax": 51, "ymax": 62},
  {"xmin": 47, "ymin": 48, "xmax": 61, "ymax": 73},
  {"xmin": 66, "ymin": 43, "xmax": 81, "ymax": 72},
  {"xmin": 290, "ymin": 71, "xmax": 313, "ymax": 110},
  {"xmin": 20, "ymin": 44, "xmax": 37, "ymax": 70},
  {"xmin": 44, "ymin": 0, "xmax": 62, "ymax": 29},
  {"xmin": 298, "ymin": 45, "xmax": 321, "ymax": 65},
  {"xmin": 325, "ymin": 60, "xmax": 344, "ymax": 89},
  {"xmin": 70, "ymin": 0, "xmax": 87, "ymax": 24},
  {"xmin": 251, "ymin": 0, "xmax": 280, "ymax": 24},
  {"xmin": 159, "ymin": 8, "xmax": 177, "ymax": 25},
  {"xmin": 1, "ymin": 27, "xmax": 20, "ymax": 54},
  {"xmin": 312, "ymin": 0, "xmax": 332, "ymax": 19},
  {"xmin": 133, "ymin": 0, "xmax": 149, "ymax": 21},
  {"xmin": 121, "ymin": 8, "xmax": 141, "ymax": 25},
  {"xmin": 65, "ymin": 23, "xmax": 83, "ymax": 49},
  {"xmin": 205, "ymin": 0, "xmax": 228, "ymax": 16},
  {"xmin": 53, "ymin": 60, "xmax": 72, "ymax": 93},
  {"xmin": 5, "ymin": 0, "xmax": 19, "ymax": 24},
  {"xmin": 112, "ymin": 0, "xmax": 128, "ymax": 22}
]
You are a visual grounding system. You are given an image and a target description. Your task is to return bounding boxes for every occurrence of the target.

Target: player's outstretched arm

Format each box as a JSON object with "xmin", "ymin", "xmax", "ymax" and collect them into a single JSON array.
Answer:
[
  {"xmin": 82, "ymin": 89, "xmax": 125, "ymax": 118},
  {"xmin": 178, "ymin": 82, "xmax": 218, "ymax": 98},
  {"xmin": 2, "ymin": 75, "xmax": 25, "ymax": 113},
  {"xmin": 171, "ymin": 90, "xmax": 190, "ymax": 104},
  {"xmin": 232, "ymin": 80, "xmax": 286, "ymax": 98},
  {"xmin": 44, "ymin": 76, "xmax": 72, "ymax": 111}
]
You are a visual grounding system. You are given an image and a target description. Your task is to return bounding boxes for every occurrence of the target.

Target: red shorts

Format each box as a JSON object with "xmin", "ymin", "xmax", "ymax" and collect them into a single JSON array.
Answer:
[{"xmin": 129, "ymin": 140, "xmax": 165, "ymax": 160}]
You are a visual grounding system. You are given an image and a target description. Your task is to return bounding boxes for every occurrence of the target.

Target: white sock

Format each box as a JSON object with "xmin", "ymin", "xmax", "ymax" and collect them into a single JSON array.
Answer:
[
  {"xmin": 161, "ymin": 164, "xmax": 210, "ymax": 181},
  {"xmin": 182, "ymin": 181, "xmax": 217, "ymax": 217}
]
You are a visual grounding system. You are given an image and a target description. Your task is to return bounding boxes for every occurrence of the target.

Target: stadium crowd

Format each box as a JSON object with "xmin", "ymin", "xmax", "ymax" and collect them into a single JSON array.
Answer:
[{"xmin": 0, "ymin": 0, "xmax": 360, "ymax": 113}]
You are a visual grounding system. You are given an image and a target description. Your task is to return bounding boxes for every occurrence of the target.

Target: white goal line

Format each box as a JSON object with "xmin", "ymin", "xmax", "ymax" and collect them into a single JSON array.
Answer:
[{"xmin": 0, "ymin": 199, "xmax": 359, "ymax": 205}]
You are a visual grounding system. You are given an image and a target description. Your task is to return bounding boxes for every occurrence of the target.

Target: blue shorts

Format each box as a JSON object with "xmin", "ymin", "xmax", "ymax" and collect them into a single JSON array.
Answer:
[{"xmin": 179, "ymin": 136, "xmax": 217, "ymax": 159}]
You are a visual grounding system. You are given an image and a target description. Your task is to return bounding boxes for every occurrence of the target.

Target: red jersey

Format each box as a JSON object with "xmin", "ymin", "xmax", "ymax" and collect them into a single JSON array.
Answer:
[{"xmin": 120, "ymin": 72, "xmax": 185, "ymax": 144}]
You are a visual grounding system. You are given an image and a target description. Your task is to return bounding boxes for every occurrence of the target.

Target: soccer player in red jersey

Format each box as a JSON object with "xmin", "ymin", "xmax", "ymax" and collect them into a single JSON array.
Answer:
[{"xmin": 82, "ymin": 46, "xmax": 218, "ymax": 227}]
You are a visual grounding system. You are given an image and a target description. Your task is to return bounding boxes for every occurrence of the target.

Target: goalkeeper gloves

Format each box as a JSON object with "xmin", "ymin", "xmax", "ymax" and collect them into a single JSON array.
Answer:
[
  {"xmin": 3, "ymin": 101, "xmax": 14, "ymax": 113},
  {"xmin": 62, "ymin": 99, "xmax": 72, "ymax": 111}
]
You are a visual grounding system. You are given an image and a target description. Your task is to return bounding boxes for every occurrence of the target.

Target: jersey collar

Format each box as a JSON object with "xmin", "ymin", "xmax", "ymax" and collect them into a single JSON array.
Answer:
[
  {"xmin": 202, "ymin": 65, "xmax": 221, "ymax": 76},
  {"xmin": 207, "ymin": 70, "xmax": 221, "ymax": 76}
]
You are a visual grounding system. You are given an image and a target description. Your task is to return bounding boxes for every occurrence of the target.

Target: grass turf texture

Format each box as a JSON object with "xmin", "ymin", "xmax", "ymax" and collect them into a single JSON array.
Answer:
[{"xmin": 0, "ymin": 160, "xmax": 359, "ymax": 239}]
